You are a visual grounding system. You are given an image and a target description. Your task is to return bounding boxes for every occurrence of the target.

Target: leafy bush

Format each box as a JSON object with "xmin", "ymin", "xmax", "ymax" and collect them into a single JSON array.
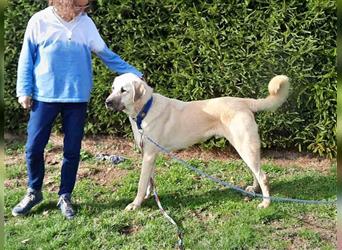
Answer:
[{"xmin": 5, "ymin": 0, "xmax": 336, "ymax": 157}]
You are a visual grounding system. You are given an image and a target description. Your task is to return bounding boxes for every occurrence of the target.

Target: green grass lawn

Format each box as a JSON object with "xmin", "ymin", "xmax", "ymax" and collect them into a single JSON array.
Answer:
[{"xmin": 4, "ymin": 137, "xmax": 337, "ymax": 249}]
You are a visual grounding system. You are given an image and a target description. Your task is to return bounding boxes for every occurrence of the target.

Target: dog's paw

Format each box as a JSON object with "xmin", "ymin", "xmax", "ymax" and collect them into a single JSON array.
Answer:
[
  {"xmin": 124, "ymin": 202, "xmax": 141, "ymax": 211},
  {"xmin": 245, "ymin": 185, "xmax": 260, "ymax": 193},
  {"xmin": 245, "ymin": 185, "xmax": 255, "ymax": 193},
  {"xmin": 244, "ymin": 186, "xmax": 257, "ymax": 202},
  {"xmin": 257, "ymin": 200, "xmax": 271, "ymax": 209}
]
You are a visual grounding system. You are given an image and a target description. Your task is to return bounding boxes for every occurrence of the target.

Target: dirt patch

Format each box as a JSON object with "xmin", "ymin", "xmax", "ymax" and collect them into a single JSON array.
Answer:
[
  {"xmin": 4, "ymin": 133, "xmax": 133, "ymax": 188},
  {"xmin": 118, "ymin": 224, "xmax": 141, "ymax": 235},
  {"xmin": 4, "ymin": 179, "xmax": 25, "ymax": 189},
  {"xmin": 45, "ymin": 152, "xmax": 61, "ymax": 166},
  {"xmin": 175, "ymin": 147, "xmax": 334, "ymax": 173},
  {"xmin": 295, "ymin": 214, "xmax": 336, "ymax": 242},
  {"xmin": 260, "ymin": 151, "xmax": 334, "ymax": 174},
  {"xmin": 78, "ymin": 165, "xmax": 129, "ymax": 187},
  {"xmin": 5, "ymin": 133, "xmax": 334, "ymax": 183},
  {"xmin": 192, "ymin": 208, "xmax": 218, "ymax": 222},
  {"xmin": 269, "ymin": 214, "xmax": 337, "ymax": 249},
  {"xmin": 81, "ymin": 135, "xmax": 140, "ymax": 159},
  {"xmin": 80, "ymin": 134, "xmax": 334, "ymax": 172},
  {"xmin": 5, "ymin": 155, "xmax": 25, "ymax": 166}
]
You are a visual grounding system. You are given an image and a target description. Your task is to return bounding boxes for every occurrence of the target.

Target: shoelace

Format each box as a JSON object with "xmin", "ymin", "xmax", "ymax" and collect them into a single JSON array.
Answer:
[
  {"xmin": 19, "ymin": 193, "xmax": 35, "ymax": 207},
  {"xmin": 57, "ymin": 197, "xmax": 73, "ymax": 213}
]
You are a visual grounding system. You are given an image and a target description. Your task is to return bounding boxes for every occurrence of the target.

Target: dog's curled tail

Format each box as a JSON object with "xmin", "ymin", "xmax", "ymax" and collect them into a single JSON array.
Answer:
[{"xmin": 247, "ymin": 75, "xmax": 290, "ymax": 112}]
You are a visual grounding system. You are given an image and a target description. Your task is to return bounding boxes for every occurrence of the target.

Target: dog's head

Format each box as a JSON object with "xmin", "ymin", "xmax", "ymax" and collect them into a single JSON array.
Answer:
[{"xmin": 105, "ymin": 73, "xmax": 153, "ymax": 115}]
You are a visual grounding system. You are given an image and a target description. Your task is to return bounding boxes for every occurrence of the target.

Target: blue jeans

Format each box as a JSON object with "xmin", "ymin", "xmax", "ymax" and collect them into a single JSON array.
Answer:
[{"xmin": 25, "ymin": 100, "xmax": 87, "ymax": 195}]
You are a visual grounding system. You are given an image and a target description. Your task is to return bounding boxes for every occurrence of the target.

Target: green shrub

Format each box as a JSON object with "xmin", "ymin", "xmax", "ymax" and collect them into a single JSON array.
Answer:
[{"xmin": 5, "ymin": 0, "xmax": 336, "ymax": 157}]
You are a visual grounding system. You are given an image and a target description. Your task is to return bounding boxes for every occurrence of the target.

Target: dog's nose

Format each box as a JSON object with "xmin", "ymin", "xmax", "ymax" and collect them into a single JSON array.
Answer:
[{"xmin": 105, "ymin": 100, "xmax": 113, "ymax": 108}]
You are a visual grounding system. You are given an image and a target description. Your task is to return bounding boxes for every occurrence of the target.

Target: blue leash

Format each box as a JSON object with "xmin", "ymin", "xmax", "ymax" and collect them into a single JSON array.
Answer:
[{"xmin": 140, "ymin": 131, "xmax": 336, "ymax": 205}]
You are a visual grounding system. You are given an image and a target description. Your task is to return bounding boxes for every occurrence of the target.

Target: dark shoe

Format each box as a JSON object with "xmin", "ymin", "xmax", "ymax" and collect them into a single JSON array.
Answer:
[
  {"xmin": 57, "ymin": 193, "xmax": 75, "ymax": 219},
  {"xmin": 12, "ymin": 188, "xmax": 43, "ymax": 216}
]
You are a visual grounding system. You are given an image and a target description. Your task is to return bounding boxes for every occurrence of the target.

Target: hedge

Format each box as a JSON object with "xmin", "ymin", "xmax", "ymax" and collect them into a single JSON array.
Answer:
[{"xmin": 4, "ymin": 0, "xmax": 336, "ymax": 157}]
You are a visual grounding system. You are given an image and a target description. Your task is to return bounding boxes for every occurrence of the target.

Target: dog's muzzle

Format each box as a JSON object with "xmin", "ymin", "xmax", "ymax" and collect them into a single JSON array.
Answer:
[{"xmin": 105, "ymin": 97, "xmax": 125, "ymax": 111}]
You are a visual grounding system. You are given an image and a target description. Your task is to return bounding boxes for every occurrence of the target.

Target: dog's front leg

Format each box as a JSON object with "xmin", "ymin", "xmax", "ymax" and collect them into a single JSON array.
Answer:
[{"xmin": 125, "ymin": 150, "xmax": 157, "ymax": 211}]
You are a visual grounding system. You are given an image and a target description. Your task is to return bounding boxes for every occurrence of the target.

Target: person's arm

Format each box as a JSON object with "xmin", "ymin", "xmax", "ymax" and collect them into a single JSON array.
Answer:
[
  {"xmin": 96, "ymin": 46, "xmax": 143, "ymax": 78},
  {"xmin": 16, "ymin": 16, "xmax": 38, "ymax": 108},
  {"xmin": 88, "ymin": 20, "xmax": 143, "ymax": 78}
]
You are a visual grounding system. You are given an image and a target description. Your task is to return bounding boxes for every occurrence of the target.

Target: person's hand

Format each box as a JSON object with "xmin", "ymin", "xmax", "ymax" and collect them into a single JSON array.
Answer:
[{"xmin": 18, "ymin": 96, "xmax": 32, "ymax": 109}]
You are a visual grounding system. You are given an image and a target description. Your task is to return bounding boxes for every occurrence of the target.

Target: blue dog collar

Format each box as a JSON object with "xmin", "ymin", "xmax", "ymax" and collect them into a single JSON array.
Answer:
[{"xmin": 135, "ymin": 97, "xmax": 153, "ymax": 130}]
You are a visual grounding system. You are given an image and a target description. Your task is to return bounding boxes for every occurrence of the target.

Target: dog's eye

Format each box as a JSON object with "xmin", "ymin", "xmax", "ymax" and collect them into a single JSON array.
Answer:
[{"xmin": 120, "ymin": 87, "xmax": 126, "ymax": 93}]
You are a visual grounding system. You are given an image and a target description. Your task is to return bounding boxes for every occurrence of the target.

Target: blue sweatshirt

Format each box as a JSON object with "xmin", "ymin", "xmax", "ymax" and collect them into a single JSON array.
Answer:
[{"xmin": 16, "ymin": 6, "xmax": 143, "ymax": 102}]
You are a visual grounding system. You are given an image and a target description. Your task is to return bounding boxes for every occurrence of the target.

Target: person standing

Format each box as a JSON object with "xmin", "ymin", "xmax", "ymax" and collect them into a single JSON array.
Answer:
[{"xmin": 13, "ymin": 0, "xmax": 142, "ymax": 219}]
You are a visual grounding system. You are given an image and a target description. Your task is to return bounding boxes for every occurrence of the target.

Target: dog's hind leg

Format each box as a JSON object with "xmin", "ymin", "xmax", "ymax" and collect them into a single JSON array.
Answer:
[
  {"xmin": 125, "ymin": 145, "xmax": 158, "ymax": 211},
  {"xmin": 223, "ymin": 112, "xmax": 270, "ymax": 208},
  {"xmin": 246, "ymin": 173, "xmax": 261, "ymax": 194}
]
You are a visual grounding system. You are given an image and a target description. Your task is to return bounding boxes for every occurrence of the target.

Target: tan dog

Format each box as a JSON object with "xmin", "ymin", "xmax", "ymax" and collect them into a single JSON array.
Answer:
[{"xmin": 105, "ymin": 73, "xmax": 290, "ymax": 210}]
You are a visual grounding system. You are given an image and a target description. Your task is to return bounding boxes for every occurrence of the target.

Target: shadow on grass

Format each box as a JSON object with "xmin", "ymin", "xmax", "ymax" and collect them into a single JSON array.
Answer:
[
  {"xmin": 77, "ymin": 188, "xmax": 243, "ymax": 215},
  {"xmin": 271, "ymin": 174, "xmax": 336, "ymax": 201},
  {"xmin": 81, "ymin": 173, "xmax": 335, "ymax": 214},
  {"xmin": 19, "ymin": 174, "xmax": 335, "ymax": 218},
  {"xmin": 31, "ymin": 201, "xmax": 59, "ymax": 215}
]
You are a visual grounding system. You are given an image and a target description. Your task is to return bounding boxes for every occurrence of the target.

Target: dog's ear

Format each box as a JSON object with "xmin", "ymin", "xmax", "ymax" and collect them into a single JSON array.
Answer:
[{"xmin": 133, "ymin": 80, "xmax": 146, "ymax": 102}]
